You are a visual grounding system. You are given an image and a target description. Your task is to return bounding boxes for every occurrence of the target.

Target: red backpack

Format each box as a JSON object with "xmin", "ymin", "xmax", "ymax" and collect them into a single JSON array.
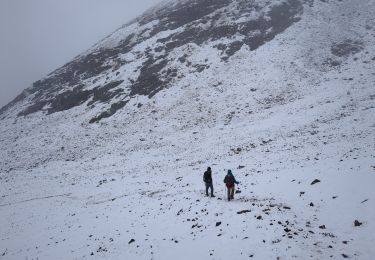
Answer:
[{"xmin": 225, "ymin": 175, "xmax": 234, "ymax": 188}]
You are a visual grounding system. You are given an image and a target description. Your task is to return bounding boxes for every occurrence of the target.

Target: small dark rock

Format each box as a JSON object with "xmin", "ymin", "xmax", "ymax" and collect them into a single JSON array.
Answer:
[
  {"xmin": 311, "ymin": 179, "xmax": 321, "ymax": 185},
  {"xmin": 319, "ymin": 225, "xmax": 326, "ymax": 229},
  {"xmin": 354, "ymin": 220, "xmax": 362, "ymax": 227},
  {"xmin": 237, "ymin": 210, "xmax": 251, "ymax": 214},
  {"xmin": 216, "ymin": 222, "xmax": 222, "ymax": 227},
  {"xmin": 128, "ymin": 239, "xmax": 135, "ymax": 244}
]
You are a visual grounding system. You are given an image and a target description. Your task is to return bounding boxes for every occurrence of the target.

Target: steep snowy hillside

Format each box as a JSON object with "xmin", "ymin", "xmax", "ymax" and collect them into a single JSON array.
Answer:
[{"xmin": 1, "ymin": 0, "xmax": 375, "ymax": 259}]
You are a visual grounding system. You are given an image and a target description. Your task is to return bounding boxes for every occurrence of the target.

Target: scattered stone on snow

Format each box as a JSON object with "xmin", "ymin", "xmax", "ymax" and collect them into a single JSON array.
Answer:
[{"xmin": 237, "ymin": 210, "xmax": 251, "ymax": 214}]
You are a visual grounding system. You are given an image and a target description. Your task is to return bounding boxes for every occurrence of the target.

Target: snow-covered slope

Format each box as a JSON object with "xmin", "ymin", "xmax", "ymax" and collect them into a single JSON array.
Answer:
[{"xmin": 1, "ymin": 0, "xmax": 374, "ymax": 259}]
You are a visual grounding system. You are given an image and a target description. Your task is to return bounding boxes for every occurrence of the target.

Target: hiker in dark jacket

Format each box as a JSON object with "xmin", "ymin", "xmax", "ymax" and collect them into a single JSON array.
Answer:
[
  {"xmin": 223, "ymin": 169, "xmax": 239, "ymax": 201},
  {"xmin": 203, "ymin": 167, "xmax": 215, "ymax": 197}
]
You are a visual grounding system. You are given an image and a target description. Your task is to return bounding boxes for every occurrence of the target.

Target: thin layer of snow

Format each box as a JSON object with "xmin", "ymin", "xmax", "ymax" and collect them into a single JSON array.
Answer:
[{"xmin": 1, "ymin": 0, "xmax": 375, "ymax": 259}]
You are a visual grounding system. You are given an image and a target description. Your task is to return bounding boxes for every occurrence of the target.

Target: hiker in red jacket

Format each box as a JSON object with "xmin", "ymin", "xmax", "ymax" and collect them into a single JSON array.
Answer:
[{"xmin": 223, "ymin": 169, "xmax": 239, "ymax": 201}]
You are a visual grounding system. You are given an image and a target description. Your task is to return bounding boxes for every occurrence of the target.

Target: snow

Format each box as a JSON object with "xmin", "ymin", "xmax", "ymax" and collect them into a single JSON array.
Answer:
[{"xmin": 1, "ymin": 0, "xmax": 375, "ymax": 259}]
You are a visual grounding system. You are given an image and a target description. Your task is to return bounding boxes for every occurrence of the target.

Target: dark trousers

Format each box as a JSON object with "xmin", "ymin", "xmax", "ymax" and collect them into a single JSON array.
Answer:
[
  {"xmin": 227, "ymin": 186, "xmax": 234, "ymax": 200},
  {"xmin": 205, "ymin": 182, "xmax": 214, "ymax": 196}
]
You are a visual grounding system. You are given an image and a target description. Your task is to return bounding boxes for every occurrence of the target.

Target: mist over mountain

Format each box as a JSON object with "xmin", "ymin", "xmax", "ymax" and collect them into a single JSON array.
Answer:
[{"xmin": 1, "ymin": 0, "xmax": 374, "ymax": 259}]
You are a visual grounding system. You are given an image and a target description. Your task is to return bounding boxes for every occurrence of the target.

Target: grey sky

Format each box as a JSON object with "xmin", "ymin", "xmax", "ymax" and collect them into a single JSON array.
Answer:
[{"xmin": 0, "ymin": 0, "xmax": 163, "ymax": 108}]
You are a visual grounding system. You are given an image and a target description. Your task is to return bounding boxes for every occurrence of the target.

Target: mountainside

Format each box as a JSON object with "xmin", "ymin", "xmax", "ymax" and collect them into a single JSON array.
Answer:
[
  {"xmin": 1, "ymin": 0, "xmax": 375, "ymax": 259},
  {"xmin": 1, "ymin": 0, "xmax": 303, "ymax": 122}
]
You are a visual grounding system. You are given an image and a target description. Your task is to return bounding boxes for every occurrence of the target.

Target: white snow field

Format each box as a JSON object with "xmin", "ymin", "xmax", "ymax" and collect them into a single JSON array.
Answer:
[{"xmin": 1, "ymin": 0, "xmax": 375, "ymax": 259}]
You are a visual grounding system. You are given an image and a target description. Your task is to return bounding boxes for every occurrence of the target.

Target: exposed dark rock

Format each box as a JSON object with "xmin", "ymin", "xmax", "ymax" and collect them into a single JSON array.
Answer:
[
  {"xmin": 237, "ymin": 210, "xmax": 251, "ymax": 214},
  {"xmin": 130, "ymin": 56, "xmax": 170, "ymax": 97},
  {"xmin": 89, "ymin": 101, "xmax": 128, "ymax": 123},
  {"xmin": 215, "ymin": 221, "xmax": 221, "ymax": 227},
  {"xmin": 48, "ymin": 85, "xmax": 91, "ymax": 114},
  {"xmin": 18, "ymin": 101, "xmax": 48, "ymax": 117},
  {"xmin": 311, "ymin": 179, "xmax": 321, "ymax": 185},
  {"xmin": 331, "ymin": 39, "xmax": 364, "ymax": 57},
  {"xmin": 87, "ymin": 81, "xmax": 124, "ymax": 106},
  {"xmin": 354, "ymin": 220, "xmax": 362, "ymax": 227},
  {"xmin": 323, "ymin": 58, "xmax": 341, "ymax": 67},
  {"xmin": 128, "ymin": 239, "xmax": 135, "ymax": 244},
  {"xmin": 193, "ymin": 64, "xmax": 210, "ymax": 73}
]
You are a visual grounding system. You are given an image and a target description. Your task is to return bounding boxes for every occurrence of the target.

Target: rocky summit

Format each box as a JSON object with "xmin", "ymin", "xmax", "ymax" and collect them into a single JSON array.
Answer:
[
  {"xmin": 1, "ymin": 0, "xmax": 303, "ymax": 123},
  {"xmin": 1, "ymin": 0, "xmax": 374, "ymax": 259}
]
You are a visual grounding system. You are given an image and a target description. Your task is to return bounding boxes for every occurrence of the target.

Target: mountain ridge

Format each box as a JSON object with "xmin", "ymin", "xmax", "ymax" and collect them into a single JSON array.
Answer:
[{"xmin": 1, "ymin": 0, "xmax": 303, "ymax": 123}]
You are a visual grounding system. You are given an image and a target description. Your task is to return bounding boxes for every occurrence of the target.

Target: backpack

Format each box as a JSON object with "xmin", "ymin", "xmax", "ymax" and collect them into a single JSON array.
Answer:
[
  {"xmin": 225, "ymin": 175, "xmax": 234, "ymax": 188},
  {"xmin": 203, "ymin": 171, "xmax": 211, "ymax": 182},
  {"xmin": 203, "ymin": 171, "xmax": 208, "ymax": 182}
]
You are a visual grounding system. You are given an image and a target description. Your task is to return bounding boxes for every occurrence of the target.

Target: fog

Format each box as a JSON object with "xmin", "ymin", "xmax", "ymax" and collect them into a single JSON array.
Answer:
[{"xmin": 0, "ymin": 0, "xmax": 163, "ymax": 108}]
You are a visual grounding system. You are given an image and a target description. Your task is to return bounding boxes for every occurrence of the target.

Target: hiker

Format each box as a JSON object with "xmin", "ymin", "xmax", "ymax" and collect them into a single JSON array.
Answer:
[
  {"xmin": 203, "ymin": 167, "xmax": 215, "ymax": 197},
  {"xmin": 223, "ymin": 169, "xmax": 239, "ymax": 201}
]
